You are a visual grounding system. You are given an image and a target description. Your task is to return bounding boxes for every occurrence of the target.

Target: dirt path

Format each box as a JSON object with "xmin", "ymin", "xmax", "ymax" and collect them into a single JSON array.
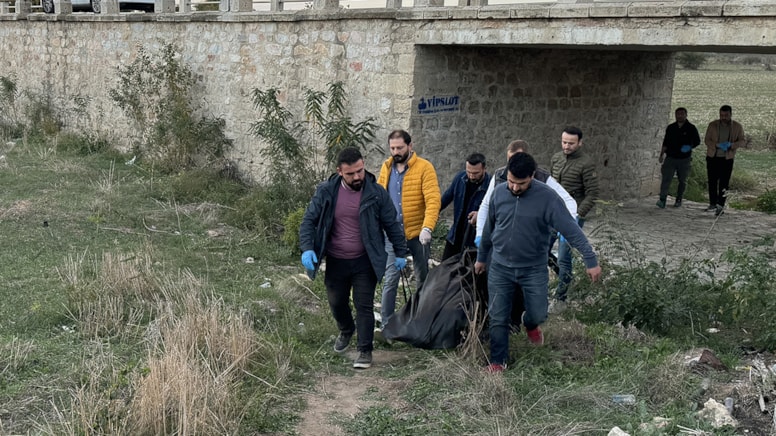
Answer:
[
  {"xmin": 295, "ymin": 350, "xmax": 412, "ymax": 436},
  {"xmin": 586, "ymin": 197, "xmax": 776, "ymax": 269}
]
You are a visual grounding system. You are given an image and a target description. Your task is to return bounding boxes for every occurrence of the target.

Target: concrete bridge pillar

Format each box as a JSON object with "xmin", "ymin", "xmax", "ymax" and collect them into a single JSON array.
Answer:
[
  {"xmin": 414, "ymin": 0, "xmax": 443, "ymax": 6},
  {"xmin": 313, "ymin": 0, "xmax": 339, "ymax": 9},
  {"xmin": 14, "ymin": 0, "xmax": 31, "ymax": 16},
  {"xmin": 155, "ymin": 0, "xmax": 175, "ymax": 13},
  {"xmin": 54, "ymin": 0, "xmax": 73, "ymax": 13},
  {"xmin": 229, "ymin": 0, "xmax": 252, "ymax": 11},
  {"xmin": 100, "ymin": 0, "xmax": 118, "ymax": 13}
]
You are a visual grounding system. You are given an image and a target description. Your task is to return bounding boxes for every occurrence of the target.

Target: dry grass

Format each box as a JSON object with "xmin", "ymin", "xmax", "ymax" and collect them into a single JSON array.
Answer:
[
  {"xmin": 0, "ymin": 337, "xmax": 35, "ymax": 375},
  {"xmin": 45, "ymin": 257, "xmax": 262, "ymax": 435},
  {"xmin": 58, "ymin": 250, "xmax": 157, "ymax": 339}
]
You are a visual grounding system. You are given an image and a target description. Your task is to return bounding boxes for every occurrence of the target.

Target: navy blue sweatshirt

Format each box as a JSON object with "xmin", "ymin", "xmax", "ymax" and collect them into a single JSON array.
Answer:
[{"xmin": 476, "ymin": 179, "xmax": 598, "ymax": 269}]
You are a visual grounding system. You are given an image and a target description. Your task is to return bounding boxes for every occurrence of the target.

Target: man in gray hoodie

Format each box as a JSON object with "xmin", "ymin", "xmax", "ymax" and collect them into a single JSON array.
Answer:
[{"xmin": 474, "ymin": 152, "xmax": 602, "ymax": 373}]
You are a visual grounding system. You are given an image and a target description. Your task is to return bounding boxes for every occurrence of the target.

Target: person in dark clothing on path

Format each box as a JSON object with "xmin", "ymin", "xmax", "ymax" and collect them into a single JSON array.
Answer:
[
  {"xmin": 439, "ymin": 153, "xmax": 490, "ymax": 260},
  {"xmin": 299, "ymin": 148, "xmax": 409, "ymax": 369},
  {"xmin": 657, "ymin": 107, "xmax": 701, "ymax": 208},
  {"xmin": 703, "ymin": 105, "xmax": 746, "ymax": 216}
]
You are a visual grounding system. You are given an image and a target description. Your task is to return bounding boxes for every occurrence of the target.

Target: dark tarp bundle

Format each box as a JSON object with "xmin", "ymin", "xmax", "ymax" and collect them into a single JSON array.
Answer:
[{"xmin": 382, "ymin": 250, "xmax": 484, "ymax": 349}]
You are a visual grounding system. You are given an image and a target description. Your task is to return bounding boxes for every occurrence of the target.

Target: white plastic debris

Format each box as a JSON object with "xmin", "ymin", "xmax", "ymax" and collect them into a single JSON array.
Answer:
[
  {"xmin": 260, "ymin": 281, "xmax": 271, "ymax": 288},
  {"xmin": 125, "ymin": 155, "xmax": 136, "ymax": 165},
  {"xmin": 245, "ymin": 257, "xmax": 255, "ymax": 264}
]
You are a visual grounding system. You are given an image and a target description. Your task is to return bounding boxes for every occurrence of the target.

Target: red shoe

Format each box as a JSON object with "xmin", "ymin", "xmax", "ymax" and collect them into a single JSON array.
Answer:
[
  {"xmin": 527, "ymin": 327, "xmax": 544, "ymax": 345},
  {"xmin": 484, "ymin": 363, "xmax": 507, "ymax": 373}
]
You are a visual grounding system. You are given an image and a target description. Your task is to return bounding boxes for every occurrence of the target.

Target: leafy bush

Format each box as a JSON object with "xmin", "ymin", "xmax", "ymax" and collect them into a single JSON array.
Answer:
[
  {"xmin": 55, "ymin": 132, "xmax": 110, "ymax": 155},
  {"xmin": 676, "ymin": 52, "xmax": 707, "ymax": 70},
  {"xmin": 239, "ymin": 81, "xmax": 376, "ymax": 238},
  {"xmin": 755, "ymin": 189, "xmax": 776, "ymax": 213},
  {"xmin": 109, "ymin": 43, "xmax": 232, "ymax": 173},
  {"xmin": 576, "ymin": 250, "xmax": 776, "ymax": 349},
  {"xmin": 282, "ymin": 207, "xmax": 306, "ymax": 254},
  {"xmin": 168, "ymin": 168, "xmax": 247, "ymax": 205},
  {"xmin": 0, "ymin": 75, "xmax": 23, "ymax": 139}
]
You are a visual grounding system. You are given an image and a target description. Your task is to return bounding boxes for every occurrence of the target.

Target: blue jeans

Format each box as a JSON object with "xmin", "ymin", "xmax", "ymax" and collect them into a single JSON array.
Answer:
[
  {"xmin": 487, "ymin": 262, "xmax": 548, "ymax": 365},
  {"xmin": 324, "ymin": 254, "xmax": 378, "ymax": 352},
  {"xmin": 556, "ymin": 217, "xmax": 585, "ymax": 302},
  {"xmin": 381, "ymin": 236, "xmax": 429, "ymax": 327}
]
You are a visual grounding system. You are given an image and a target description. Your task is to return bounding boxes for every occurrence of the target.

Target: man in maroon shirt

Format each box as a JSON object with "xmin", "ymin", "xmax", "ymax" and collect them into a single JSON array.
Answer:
[{"xmin": 299, "ymin": 148, "xmax": 409, "ymax": 369}]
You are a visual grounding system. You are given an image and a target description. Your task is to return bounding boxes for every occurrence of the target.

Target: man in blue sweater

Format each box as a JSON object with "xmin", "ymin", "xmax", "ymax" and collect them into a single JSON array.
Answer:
[{"xmin": 474, "ymin": 152, "xmax": 602, "ymax": 373}]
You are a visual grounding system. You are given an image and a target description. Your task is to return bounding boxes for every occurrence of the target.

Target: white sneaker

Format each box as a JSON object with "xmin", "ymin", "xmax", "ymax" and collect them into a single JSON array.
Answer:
[{"xmin": 548, "ymin": 300, "xmax": 567, "ymax": 314}]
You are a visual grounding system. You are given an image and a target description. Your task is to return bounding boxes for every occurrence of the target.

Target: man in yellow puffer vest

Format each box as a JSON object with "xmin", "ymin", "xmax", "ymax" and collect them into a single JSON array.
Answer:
[{"xmin": 377, "ymin": 129, "xmax": 441, "ymax": 329}]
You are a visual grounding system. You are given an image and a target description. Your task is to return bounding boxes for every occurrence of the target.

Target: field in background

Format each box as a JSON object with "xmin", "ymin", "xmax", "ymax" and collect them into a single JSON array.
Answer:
[{"xmin": 671, "ymin": 58, "xmax": 776, "ymax": 199}]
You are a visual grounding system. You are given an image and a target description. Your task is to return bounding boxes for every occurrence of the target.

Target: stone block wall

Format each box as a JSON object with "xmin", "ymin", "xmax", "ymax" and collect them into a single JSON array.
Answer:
[
  {"xmin": 0, "ymin": 15, "xmax": 676, "ymax": 200},
  {"xmin": 410, "ymin": 46, "xmax": 675, "ymax": 199},
  {"xmin": 0, "ymin": 18, "xmax": 417, "ymax": 181}
]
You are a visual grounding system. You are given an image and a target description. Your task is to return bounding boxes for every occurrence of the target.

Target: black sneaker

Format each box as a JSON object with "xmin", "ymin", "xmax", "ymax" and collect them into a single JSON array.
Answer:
[
  {"xmin": 673, "ymin": 199, "xmax": 682, "ymax": 208},
  {"xmin": 705, "ymin": 205, "xmax": 717, "ymax": 212},
  {"xmin": 656, "ymin": 199, "xmax": 666, "ymax": 209},
  {"xmin": 353, "ymin": 351, "xmax": 372, "ymax": 369},
  {"xmin": 334, "ymin": 332, "xmax": 353, "ymax": 353},
  {"xmin": 715, "ymin": 205, "xmax": 724, "ymax": 216}
]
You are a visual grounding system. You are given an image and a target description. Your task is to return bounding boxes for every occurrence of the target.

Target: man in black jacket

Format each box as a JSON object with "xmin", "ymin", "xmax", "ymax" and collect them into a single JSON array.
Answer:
[
  {"xmin": 299, "ymin": 148, "xmax": 409, "ymax": 369},
  {"xmin": 657, "ymin": 107, "xmax": 701, "ymax": 208}
]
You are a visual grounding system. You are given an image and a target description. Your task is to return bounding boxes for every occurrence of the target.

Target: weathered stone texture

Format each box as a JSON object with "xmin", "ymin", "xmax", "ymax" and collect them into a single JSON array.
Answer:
[
  {"xmin": 409, "ymin": 47, "xmax": 673, "ymax": 199},
  {"xmin": 7, "ymin": 4, "xmax": 776, "ymax": 198}
]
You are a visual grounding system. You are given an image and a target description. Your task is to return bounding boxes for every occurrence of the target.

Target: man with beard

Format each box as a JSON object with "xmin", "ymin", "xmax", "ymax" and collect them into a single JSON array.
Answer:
[
  {"xmin": 474, "ymin": 152, "xmax": 601, "ymax": 373},
  {"xmin": 549, "ymin": 126, "xmax": 599, "ymax": 313},
  {"xmin": 439, "ymin": 153, "xmax": 490, "ymax": 260},
  {"xmin": 299, "ymin": 148, "xmax": 409, "ymax": 369},
  {"xmin": 704, "ymin": 105, "xmax": 746, "ymax": 216},
  {"xmin": 377, "ymin": 129, "xmax": 441, "ymax": 329}
]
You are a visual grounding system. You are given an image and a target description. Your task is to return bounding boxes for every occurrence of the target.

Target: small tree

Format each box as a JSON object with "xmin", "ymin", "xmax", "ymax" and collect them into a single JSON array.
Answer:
[
  {"xmin": 109, "ymin": 43, "xmax": 231, "ymax": 172},
  {"xmin": 249, "ymin": 81, "xmax": 376, "ymax": 179},
  {"xmin": 247, "ymin": 82, "xmax": 377, "ymax": 247}
]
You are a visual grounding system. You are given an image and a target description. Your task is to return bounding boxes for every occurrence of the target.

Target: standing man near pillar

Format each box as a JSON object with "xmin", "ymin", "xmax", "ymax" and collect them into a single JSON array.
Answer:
[
  {"xmin": 704, "ymin": 105, "xmax": 746, "ymax": 216},
  {"xmin": 299, "ymin": 148, "xmax": 409, "ymax": 369},
  {"xmin": 439, "ymin": 152, "xmax": 490, "ymax": 260},
  {"xmin": 549, "ymin": 126, "xmax": 599, "ymax": 313},
  {"xmin": 657, "ymin": 107, "xmax": 701, "ymax": 208},
  {"xmin": 377, "ymin": 129, "xmax": 441, "ymax": 329}
]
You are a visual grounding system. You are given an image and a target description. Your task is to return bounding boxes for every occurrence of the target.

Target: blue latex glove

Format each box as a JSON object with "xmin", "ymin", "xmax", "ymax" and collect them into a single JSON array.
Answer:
[
  {"xmin": 301, "ymin": 250, "xmax": 317, "ymax": 271},
  {"xmin": 718, "ymin": 141, "xmax": 732, "ymax": 151},
  {"xmin": 680, "ymin": 145, "xmax": 692, "ymax": 153},
  {"xmin": 395, "ymin": 257, "xmax": 407, "ymax": 270},
  {"xmin": 559, "ymin": 233, "xmax": 567, "ymax": 244},
  {"xmin": 474, "ymin": 236, "xmax": 481, "ymax": 248}
]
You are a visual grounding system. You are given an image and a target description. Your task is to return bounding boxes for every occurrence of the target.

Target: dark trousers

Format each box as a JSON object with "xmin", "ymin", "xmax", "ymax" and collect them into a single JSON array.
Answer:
[
  {"xmin": 706, "ymin": 156, "xmax": 734, "ymax": 207},
  {"xmin": 324, "ymin": 254, "xmax": 378, "ymax": 352},
  {"xmin": 659, "ymin": 156, "xmax": 692, "ymax": 201}
]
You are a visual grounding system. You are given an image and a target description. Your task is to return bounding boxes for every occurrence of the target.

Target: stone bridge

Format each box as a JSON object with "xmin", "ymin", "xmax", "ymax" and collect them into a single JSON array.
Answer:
[{"xmin": 1, "ymin": 0, "xmax": 775, "ymax": 197}]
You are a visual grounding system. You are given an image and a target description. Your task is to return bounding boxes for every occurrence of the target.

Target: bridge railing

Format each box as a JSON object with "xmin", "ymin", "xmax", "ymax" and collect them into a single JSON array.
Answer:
[{"xmin": 0, "ymin": 0, "xmax": 567, "ymax": 15}]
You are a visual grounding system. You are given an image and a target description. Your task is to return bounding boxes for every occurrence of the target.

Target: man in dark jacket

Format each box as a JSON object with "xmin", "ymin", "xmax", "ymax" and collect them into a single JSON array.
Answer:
[
  {"xmin": 657, "ymin": 107, "xmax": 701, "ymax": 208},
  {"xmin": 299, "ymin": 148, "xmax": 409, "ymax": 369},
  {"xmin": 475, "ymin": 152, "xmax": 601, "ymax": 372},
  {"xmin": 439, "ymin": 153, "xmax": 490, "ymax": 260},
  {"xmin": 549, "ymin": 126, "xmax": 599, "ymax": 311}
]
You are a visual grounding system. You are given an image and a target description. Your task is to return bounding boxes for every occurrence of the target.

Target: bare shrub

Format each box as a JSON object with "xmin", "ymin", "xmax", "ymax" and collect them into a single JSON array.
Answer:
[
  {"xmin": 0, "ymin": 337, "xmax": 35, "ymax": 374},
  {"xmin": 131, "ymin": 347, "xmax": 240, "ymax": 435},
  {"xmin": 58, "ymin": 250, "xmax": 157, "ymax": 339},
  {"xmin": 37, "ymin": 342, "xmax": 132, "ymax": 435},
  {"xmin": 130, "ymin": 281, "xmax": 258, "ymax": 434}
]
